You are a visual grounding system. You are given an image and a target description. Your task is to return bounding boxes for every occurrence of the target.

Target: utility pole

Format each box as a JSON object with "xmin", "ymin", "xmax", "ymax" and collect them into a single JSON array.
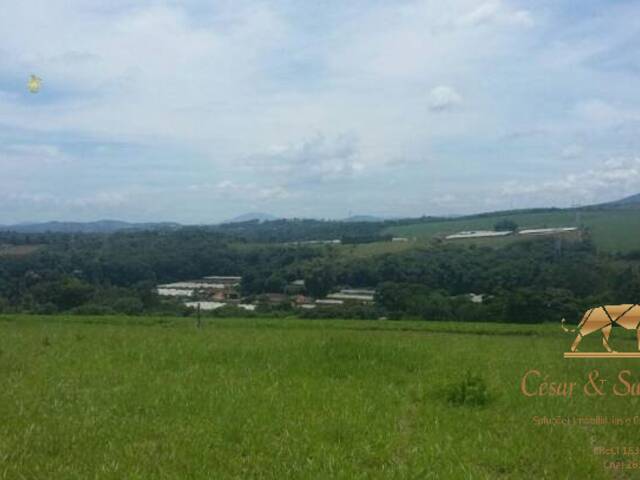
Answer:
[{"xmin": 196, "ymin": 302, "xmax": 201, "ymax": 329}]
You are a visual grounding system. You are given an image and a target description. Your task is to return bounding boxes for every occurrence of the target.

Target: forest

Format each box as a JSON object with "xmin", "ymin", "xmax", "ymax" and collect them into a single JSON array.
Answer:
[{"xmin": 0, "ymin": 218, "xmax": 638, "ymax": 323}]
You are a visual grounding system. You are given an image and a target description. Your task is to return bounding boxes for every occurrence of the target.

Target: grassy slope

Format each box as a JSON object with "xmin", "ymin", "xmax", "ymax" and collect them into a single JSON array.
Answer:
[
  {"xmin": 385, "ymin": 208, "xmax": 640, "ymax": 253},
  {"xmin": 335, "ymin": 240, "xmax": 419, "ymax": 258},
  {"xmin": 2, "ymin": 315, "xmax": 639, "ymax": 479}
]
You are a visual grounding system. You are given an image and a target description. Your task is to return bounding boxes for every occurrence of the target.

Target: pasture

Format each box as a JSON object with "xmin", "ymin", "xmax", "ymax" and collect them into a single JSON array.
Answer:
[
  {"xmin": 385, "ymin": 208, "xmax": 640, "ymax": 253},
  {"xmin": 1, "ymin": 315, "xmax": 640, "ymax": 478},
  {"xmin": 336, "ymin": 240, "xmax": 419, "ymax": 258}
]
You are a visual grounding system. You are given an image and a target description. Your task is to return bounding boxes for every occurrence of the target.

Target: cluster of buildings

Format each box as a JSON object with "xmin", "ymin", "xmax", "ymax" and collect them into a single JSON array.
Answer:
[
  {"xmin": 445, "ymin": 230, "xmax": 512, "ymax": 240},
  {"xmin": 156, "ymin": 276, "xmax": 242, "ymax": 301},
  {"xmin": 284, "ymin": 239, "xmax": 342, "ymax": 246},
  {"xmin": 156, "ymin": 276, "xmax": 376, "ymax": 312},
  {"xmin": 314, "ymin": 289, "xmax": 375, "ymax": 308},
  {"xmin": 445, "ymin": 226, "xmax": 577, "ymax": 240}
]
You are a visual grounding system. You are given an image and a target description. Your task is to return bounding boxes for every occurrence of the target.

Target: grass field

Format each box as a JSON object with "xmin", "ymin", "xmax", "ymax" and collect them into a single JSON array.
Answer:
[
  {"xmin": 385, "ymin": 208, "xmax": 640, "ymax": 253},
  {"xmin": 336, "ymin": 240, "xmax": 420, "ymax": 258},
  {"xmin": 2, "ymin": 315, "xmax": 640, "ymax": 478}
]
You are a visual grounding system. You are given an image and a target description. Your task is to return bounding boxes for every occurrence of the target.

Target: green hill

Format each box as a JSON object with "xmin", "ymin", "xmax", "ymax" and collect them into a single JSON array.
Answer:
[{"xmin": 385, "ymin": 208, "xmax": 640, "ymax": 253}]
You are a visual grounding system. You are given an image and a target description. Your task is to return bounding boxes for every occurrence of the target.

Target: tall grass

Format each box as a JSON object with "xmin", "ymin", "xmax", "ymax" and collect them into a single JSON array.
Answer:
[{"xmin": 1, "ymin": 315, "xmax": 638, "ymax": 478}]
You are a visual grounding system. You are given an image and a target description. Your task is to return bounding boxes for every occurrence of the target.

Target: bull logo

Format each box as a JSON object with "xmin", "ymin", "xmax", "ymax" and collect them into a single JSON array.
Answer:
[{"xmin": 562, "ymin": 304, "xmax": 640, "ymax": 357}]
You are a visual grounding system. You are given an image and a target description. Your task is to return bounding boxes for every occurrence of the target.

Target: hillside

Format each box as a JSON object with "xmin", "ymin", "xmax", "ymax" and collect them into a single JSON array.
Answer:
[
  {"xmin": 598, "ymin": 192, "xmax": 640, "ymax": 208},
  {"xmin": 385, "ymin": 208, "xmax": 640, "ymax": 253},
  {"xmin": 224, "ymin": 212, "xmax": 278, "ymax": 223},
  {"xmin": 341, "ymin": 215, "xmax": 384, "ymax": 222}
]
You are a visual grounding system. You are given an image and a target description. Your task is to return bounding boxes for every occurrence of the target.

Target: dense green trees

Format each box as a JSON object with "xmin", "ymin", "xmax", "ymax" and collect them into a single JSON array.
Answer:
[
  {"xmin": 494, "ymin": 219, "xmax": 518, "ymax": 231},
  {"xmin": 0, "ymin": 226, "xmax": 636, "ymax": 322},
  {"xmin": 305, "ymin": 267, "xmax": 336, "ymax": 298}
]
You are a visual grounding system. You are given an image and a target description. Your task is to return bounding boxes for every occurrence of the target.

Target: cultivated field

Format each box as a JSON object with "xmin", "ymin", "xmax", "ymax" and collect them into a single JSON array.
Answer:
[{"xmin": 1, "ymin": 315, "xmax": 640, "ymax": 478}]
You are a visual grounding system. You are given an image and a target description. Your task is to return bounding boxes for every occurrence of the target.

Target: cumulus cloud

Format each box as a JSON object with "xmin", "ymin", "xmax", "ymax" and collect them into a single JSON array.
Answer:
[
  {"xmin": 458, "ymin": 1, "xmax": 533, "ymax": 28},
  {"xmin": 0, "ymin": 143, "xmax": 69, "ymax": 165},
  {"xmin": 500, "ymin": 157, "xmax": 640, "ymax": 205},
  {"xmin": 574, "ymin": 99, "xmax": 638, "ymax": 127},
  {"xmin": 0, "ymin": 1, "xmax": 639, "ymax": 221},
  {"xmin": 428, "ymin": 85, "xmax": 463, "ymax": 112},
  {"xmin": 188, "ymin": 180, "xmax": 291, "ymax": 202},
  {"xmin": 246, "ymin": 133, "xmax": 365, "ymax": 185},
  {"xmin": 430, "ymin": 193, "xmax": 458, "ymax": 207},
  {"xmin": 3, "ymin": 190, "xmax": 130, "ymax": 209},
  {"xmin": 0, "ymin": 1, "xmax": 288, "ymax": 147},
  {"xmin": 561, "ymin": 144, "xmax": 583, "ymax": 159}
]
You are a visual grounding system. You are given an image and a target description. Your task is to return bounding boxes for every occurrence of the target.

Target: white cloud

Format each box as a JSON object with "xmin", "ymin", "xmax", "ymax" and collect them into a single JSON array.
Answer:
[
  {"xmin": 458, "ymin": 1, "xmax": 533, "ymax": 28},
  {"xmin": 189, "ymin": 179, "xmax": 292, "ymax": 202},
  {"xmin": 561, "ymin": 144, "xmax": 583, "ymax": 159},
  {"xmin": 0, "ymin": 144, "xmax": 68, "ymax": 165},
  {"xmin": 256, "ymin": 185, "xmax": 290, "ymax": 200},
  {"xmin": 574, "ymin": 99, "xmax": 638, "ymax": 127},
  {"xmin": 428, "ymin": 85, "xmax": 463, "ymax": 111},
  {"xmin": 0, "ymin": 1, "xmax": 639, "ymax": 221},
  {"xmin": 4, "ymin": 190, "xmax": 130, "ymax": 209},
  {"xmin": 500, "ymin": 157, "xmax": 640, "ymax": 205},
  {"xmin": 67, "ymin": 191, "xmax": 130, "ymax": 208},
  {"xmin": 430, "ymin": 193, "xmax": 458, "ymax": 207},
  {"xmin": 0, "ymin": 1, "xmax": 288, "ymax": 152},
  {"xmin": 246, "ymin": 133, "xmax": 365, "ymax": 184}
]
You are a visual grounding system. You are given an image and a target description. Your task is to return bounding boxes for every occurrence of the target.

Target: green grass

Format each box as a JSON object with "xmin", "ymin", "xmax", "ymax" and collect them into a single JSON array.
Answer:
[
  {"xmin": 386, "ymin": 208, "xmax": 640, "ymax": 253},
  {"xmin": 2, "ymin": 315, "xmax": 640, "ymax": 478},
  {"xmin": 336, "ymin": 240, "xmax": 420, "ymax": 258}
]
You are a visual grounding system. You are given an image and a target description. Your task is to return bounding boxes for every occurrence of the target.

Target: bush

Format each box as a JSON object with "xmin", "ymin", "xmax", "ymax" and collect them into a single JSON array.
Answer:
[
  {"xmin": 445, "ymin": 371, "xmax": 491, "ymax": 407},
  {"xmin": 152, "ymin": 300, "xmax": 191, "ymax": 316},
  {"xmin": 0, "ymin": 296, "xmax": 8, "ymax": 314},
  {"xmin": 494, "ymin": 219, "xmax": 518, "ymax": 231},
  {"xmin": 620, "ymin": 249, "xmax": 640, "ymax": 261},
  {"xmin": 33, "ymin": 302, "xmax": 59, "ymax": 315},
  {"xmin": 112, "ymin": 297, "xmax": 144, "ymax": 315}
]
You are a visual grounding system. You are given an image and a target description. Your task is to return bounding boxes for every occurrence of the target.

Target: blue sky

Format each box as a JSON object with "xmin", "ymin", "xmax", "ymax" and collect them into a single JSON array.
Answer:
[{"xmin": 1, "ymin": 0, "xmax": 640, "ymax": 223}]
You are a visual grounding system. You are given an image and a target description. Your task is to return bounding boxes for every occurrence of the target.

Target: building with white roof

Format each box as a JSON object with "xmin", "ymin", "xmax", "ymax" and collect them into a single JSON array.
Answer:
[
  {"xmin": 445, "ymin": 230, "xmax": 513, "ymax": 240},
  {"xmin": 518, "ymin": 227, "xmax": 577, "ymax": 236}
]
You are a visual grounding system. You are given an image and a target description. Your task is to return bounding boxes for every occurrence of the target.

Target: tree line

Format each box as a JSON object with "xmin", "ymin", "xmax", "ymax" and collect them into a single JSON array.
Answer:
[{"xmin": 0, "ymin": 226, "xmax": 638, "ymax": 323}]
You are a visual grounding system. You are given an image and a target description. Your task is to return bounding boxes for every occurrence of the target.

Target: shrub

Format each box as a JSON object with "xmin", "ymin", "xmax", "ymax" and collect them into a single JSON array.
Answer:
[
  {"xmin": 112, "ymin": 297, "xmax": 144, "ymax": 315},
  {"xmin": 34, "ymin": 302, "xmax": 58, "ymax": 315},
  {"xmin": 494, "ymin": 219, "xmax": 518, "ymax": 231},
  {"xmin": 210, "ymin": 305, "xmax": 258, "ymax": 317},
  {"xmin": 445, "ymin": 371, "xmax": 491, "ymax": 407}
]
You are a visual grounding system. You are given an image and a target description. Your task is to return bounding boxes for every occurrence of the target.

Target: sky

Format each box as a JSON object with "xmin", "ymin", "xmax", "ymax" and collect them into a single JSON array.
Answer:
[{"xmin": 1, "ymin": 0, "xmax": 640, "ymax": 223}]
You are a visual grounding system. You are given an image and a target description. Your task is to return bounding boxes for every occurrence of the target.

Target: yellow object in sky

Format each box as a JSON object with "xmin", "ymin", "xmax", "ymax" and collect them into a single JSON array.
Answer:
[{"xmin": 27, "ymin": 74, "xmax": 42, "ymax": 93}]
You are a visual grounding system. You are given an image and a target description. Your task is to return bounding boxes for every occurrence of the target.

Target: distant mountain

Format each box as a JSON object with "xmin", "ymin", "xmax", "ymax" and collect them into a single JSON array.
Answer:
[
  {"xmin": 608, "ymin": 193, "xmax": 640, "ymax": 207},
  {"xmin": 0, "ymin": 220, "xmax": 182, "ymax": 233},
  {"xmin": 224, "ymin": 212, "xmax": 278, "ymax": 223},
  {"xmin": 588, "ymin": 192, "xmax": 640, "ymax": 210},
  {"xmin": 341, "ymin": 215, "xmax": 385, "ymax": 223}
]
